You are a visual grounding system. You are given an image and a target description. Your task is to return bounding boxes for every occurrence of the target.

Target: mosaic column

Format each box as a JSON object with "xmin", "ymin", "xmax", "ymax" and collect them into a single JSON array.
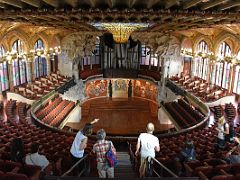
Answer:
[
  {"xmin": 46, "ymin": 56, "xmax": 51, "ymax": 75},
  {"xmin": 8, "ymin": 61, "xmax": 14, "ymax": 91},
  {"xmin": 26, "ymin": 60, "xmax": 33, "ymax": 84}
]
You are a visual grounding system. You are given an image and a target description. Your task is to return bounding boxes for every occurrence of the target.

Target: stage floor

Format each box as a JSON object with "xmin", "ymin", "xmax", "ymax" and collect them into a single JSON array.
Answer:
[{"xmin": 65, "ymin": 97, "xmax": 173, "ymax": 136}]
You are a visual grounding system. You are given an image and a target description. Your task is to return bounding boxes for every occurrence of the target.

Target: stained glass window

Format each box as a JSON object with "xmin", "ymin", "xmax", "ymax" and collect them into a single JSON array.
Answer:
[
  {"xmin": 34, "ymin": 39, "xmax": 46, "ymax": 78},
  {"xmin": 233, "ymin": 66, "xmax": 240, "ymax": 94},
  {"xmin": 0, "ymin": 46, "xmax": 8, "ymax": 91},
  {"xmin": 196, "ymin": 41, "xmax": 209, "ymax": 80},
  {"xmin": 217, "ymin": 42, "xmax": 232, "ymax": 88},
  {"xmin": 233, "ymin": 51, "xmax": 240, "ymax": 94},
  {"xmin": 12, "ymin": 39, "xmax": 27, "ymax": 86}
]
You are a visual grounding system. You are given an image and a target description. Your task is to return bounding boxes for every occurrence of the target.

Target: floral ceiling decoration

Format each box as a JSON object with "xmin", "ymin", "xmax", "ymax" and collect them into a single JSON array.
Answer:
[
  {"xmin": 91, "ymin": 23, "xmax": 151, "ymax": 43},
  {"xmin": 61, "ymin": 31, "xmax": 103, "ymax": 60}
]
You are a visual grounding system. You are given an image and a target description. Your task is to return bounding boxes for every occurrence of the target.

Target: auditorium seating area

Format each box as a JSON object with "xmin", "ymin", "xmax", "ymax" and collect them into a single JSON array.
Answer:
[
  {"xmin": 0, "ymin": 99, "xmax": 81, "ymax": 178},
  {"xmin": 170, "ymin": 74, "xmax": 229, "ymax": 102},
  {"xmin": 14, "ymin": 73, "xmax": 70, "ymax": 100},
  {"xmin": 163, "ymin": 98, "xmax": 205, "ymax": 129},
  {"xmin": 129, "ymin": 121, "xmax": 239, "ymax": 179},
  {"xmin": 35, "ymin": 95, "xmax": 75, "ymax": 127}
]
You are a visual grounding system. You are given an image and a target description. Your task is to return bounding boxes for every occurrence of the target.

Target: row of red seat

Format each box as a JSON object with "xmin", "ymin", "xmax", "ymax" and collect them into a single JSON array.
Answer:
[
  {"xmin": 170, "ymin": 74, "xmax": 229, "ymax": 102},
  {"xmin": 35, "ymin": 96, "xmax": 62, "ymax": 119}
]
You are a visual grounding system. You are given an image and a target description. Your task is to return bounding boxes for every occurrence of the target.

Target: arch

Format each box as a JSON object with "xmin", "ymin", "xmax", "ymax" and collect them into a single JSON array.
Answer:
[
  {"xmin": 214, "ymin": 31, "xmax": 240, "ymax": 55},
  {"xmin": 50, "ymin": 34, "xmax": 61, "ymax": 48},
  {"xmin": 181, "ymin": 37, "xmax": 193, "ymax": 51},
  {"xmin": 30, "ymin": 32, "xmax": 50, "ymax": 50},
  {"xmin": 196, "ymin": 40, "xmax": 209, "ymax": 53},
  {"xmin": 0, "ymin": 29, "xmax": 30, "ymax": 52},
  {"xmin": 193, "ymin": 34, "xmax": 212, "ymax": 53}
]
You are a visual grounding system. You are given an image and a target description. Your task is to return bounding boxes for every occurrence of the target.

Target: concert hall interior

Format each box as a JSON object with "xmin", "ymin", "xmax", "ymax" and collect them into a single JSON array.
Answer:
[{"xmin": 1, "ymin": 0, "xmax": 240, "ymax": 179}]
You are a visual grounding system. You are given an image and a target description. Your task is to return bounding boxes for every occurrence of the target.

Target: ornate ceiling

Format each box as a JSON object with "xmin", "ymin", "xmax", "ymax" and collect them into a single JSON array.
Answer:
[{"xmin": 0, "ymin": 0, "xmax": 239, "ymax": 38}]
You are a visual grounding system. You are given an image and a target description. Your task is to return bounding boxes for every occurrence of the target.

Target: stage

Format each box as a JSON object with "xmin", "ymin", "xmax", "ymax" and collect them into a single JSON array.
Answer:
[{"xmin": 65, "ymin": 97, "xmax": 173, "ymax": 136}]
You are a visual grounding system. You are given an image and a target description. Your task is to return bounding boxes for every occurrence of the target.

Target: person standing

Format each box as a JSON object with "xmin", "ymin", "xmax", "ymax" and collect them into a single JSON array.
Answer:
[
  {"xmin": 10, "ymin": 138, "xmax": 25, "ymax": 164},
  {"xmin": 108, "ymin": 80, "xmax": 112, "ymax": 98},
  {"xmin": 135, "ymin": 123, "xmax": 160, "ymax": 178},
  {"xmin": 70, "ymin": 118, "xmax": 99, "ymax": 175},
  {"xmin": 128, "ymin": 80, "xmax": 132, "ymax": 98},
  {"xmin": 216, "ymin": 116, "xmax": 229, "ymax": 149},
  {"xmin": 93, "ymin": 129, "xmax": 116, "ymax": 178}
]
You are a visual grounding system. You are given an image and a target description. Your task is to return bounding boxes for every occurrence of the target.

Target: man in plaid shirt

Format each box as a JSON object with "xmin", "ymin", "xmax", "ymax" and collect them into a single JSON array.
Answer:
[{"xmin": 93, "ymin": 129, "xmax": 116, "ymax": 178}]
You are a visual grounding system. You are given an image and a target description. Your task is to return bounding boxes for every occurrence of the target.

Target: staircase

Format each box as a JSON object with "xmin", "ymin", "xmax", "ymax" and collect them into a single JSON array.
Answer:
[{"xmin": 115, "ymin": 152, "xmax": 138, "ymax": 178}]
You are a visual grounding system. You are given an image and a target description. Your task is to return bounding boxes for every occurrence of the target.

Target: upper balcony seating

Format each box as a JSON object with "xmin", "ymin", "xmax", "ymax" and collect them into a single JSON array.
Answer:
[
  {"xmin": 170, "ymin": 74, "xmax": 230, "ymax": 102},
  {"xmin": 36, "ymin": 96, "xmax": 75, "ymax": 127},
  {"xmin": 14, "ymin": 74, "xmax": 70, "ymax": 100}
]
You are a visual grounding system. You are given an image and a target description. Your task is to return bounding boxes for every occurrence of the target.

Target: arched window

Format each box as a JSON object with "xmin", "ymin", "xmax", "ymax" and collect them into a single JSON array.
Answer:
[
  {"xmin": 12, "ymin": 39, "xmax": 27, "ymax": 86},
  {"xmin": 216, "ymin": 41, "xmax": 232, "ymax": 89},
  {"xmin": 196, "ymin": 40, "xmax": 209, "ymax": 80},
  {"xmin": 233, "ymin": 51, "xmax": 240, "ymax": 94},
  {"xmin": 34, "ymin": 39, "xmax": 47, "ymax": 78},
  {"xmin": 0, "ymin": 46, "xmax": 5, "ymax": 57},
  {"xmin": 0, "ymin": 46, "xmax": 8, "ymax": 91}
]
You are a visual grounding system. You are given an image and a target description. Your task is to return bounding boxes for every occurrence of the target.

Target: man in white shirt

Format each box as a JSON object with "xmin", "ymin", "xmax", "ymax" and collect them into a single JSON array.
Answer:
[
  {"xmin": 25, "ymin": 142, "xmax": 50, "ymax": 172},
  {"xmin": 135, "ymin": 122, "xmax": 160, "ymax": 178}
]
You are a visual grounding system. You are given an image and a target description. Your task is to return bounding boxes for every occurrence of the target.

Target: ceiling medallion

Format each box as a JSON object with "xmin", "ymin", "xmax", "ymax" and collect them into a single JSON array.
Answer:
[{"xmin": 92, "ymin": 23, "xmax": 152, "ymax": 43}]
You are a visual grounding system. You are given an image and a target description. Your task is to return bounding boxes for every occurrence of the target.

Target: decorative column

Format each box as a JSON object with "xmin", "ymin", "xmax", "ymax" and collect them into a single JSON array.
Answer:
[
  {"xmin": 27, "ymin": 61, "xmax": 33, "ymax": 84},
  {"xmin": 46, "ymin": 56, "xmax": 51, "ymax": 76},
  {"xmin": 7, "ymin": 61, "xmax": 14, "ymax": 91},
  {"xmin": 31, "ymin": 57, "xmax": 35, "ymax": 82},
  {"xmin": 51, "ymin": 56, "xmax": 56, "ymax": 73},
  {"xmin": 157, "ymin": 57, "xmax": 167, "ymax": 103}
]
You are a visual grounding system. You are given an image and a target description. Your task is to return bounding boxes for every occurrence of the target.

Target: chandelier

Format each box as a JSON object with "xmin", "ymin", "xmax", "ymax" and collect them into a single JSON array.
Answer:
[{"xmin": 92, "ymin": 23, "xmax": 151, "ymax": 43}]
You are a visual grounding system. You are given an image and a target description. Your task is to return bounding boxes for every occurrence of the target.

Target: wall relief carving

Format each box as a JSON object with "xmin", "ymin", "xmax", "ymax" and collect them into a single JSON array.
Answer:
[
  {"xmin": 131, "ymin": 32, "xmax": 180, "ymax": 57},
  {"xmin": 61, "ymin": 31, "xmax": 103, "ymax": 60}
]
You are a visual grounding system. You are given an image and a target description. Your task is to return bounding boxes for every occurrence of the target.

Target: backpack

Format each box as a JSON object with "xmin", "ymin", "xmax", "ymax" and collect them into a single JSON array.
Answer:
[
  {"xmin": 145, "ymin": 157, "xmax": 154, "ymax": 177},
  {"xmin": 224, "ymin": 123, "xmax": 235, "ymax": 142},
  {"xmin": 106, "ymin": 143, "xmax": 118, "ymax": 167}
]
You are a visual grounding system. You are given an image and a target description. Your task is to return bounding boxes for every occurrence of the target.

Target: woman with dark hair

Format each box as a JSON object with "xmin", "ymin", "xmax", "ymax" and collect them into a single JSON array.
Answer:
[
  {"xmin": 10, "ymin": 138, "xmax": 25, "ymax": 164},
  {"xmin": 70, "ymin": 118, "xmax": 99, "ymax": 175}
]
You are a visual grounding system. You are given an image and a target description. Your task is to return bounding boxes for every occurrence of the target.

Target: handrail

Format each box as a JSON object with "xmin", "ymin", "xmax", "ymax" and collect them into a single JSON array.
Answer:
[
  {"xmin": 61, "ymin": 154, "xmax": 88, "ymax": 177},
  {"xmin": 151, "ymin": 157, "xmax": 179, "ymax": 178}
]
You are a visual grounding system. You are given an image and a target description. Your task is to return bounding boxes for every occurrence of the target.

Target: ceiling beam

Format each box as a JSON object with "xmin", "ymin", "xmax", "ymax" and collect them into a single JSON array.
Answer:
[
  {"xmin": 219, "ymin": 1, "xmax": 240, "ymax": 10},
  {"xmin": 201, "ymin": 0, "xmax": 227, "ymax": 10},
  {"xmin": 165, "ymin": 0, "xmax": 180, "ymax": 9},
  {"xmin": 21, "ymin": 0, "xmax": 40, "ymax": 8},
  {"xmin": 42, "ymin": 0, "xmax": 59, "ymax": 8},
  {"xmin": 147, "ymin": 0, "xmax": 159, "ymax": 9},
  {"xmin": 107, "ymin": 0, "xmax": 113, "ymax": 8},
  {"xmin": 129, "ymin": 0, "xmax": 138, "ymax": 8},
  {"xmin": 0, "ymin": 2, "xmax": 6, "ymax": 8},
  {"xmin": 87, "ymin": 0, "xmax": 96, "ymax": 8},
  {"xmin": 65, "ymin": 0, "xmax": 78, "ymax": 8},
  {"xmin": 0, "ymin": 0, "xmax": 22, "ymax": 8},
  {"xmin": 183, "ymin": 0, "xmax": 203, "ymax": 10}
]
